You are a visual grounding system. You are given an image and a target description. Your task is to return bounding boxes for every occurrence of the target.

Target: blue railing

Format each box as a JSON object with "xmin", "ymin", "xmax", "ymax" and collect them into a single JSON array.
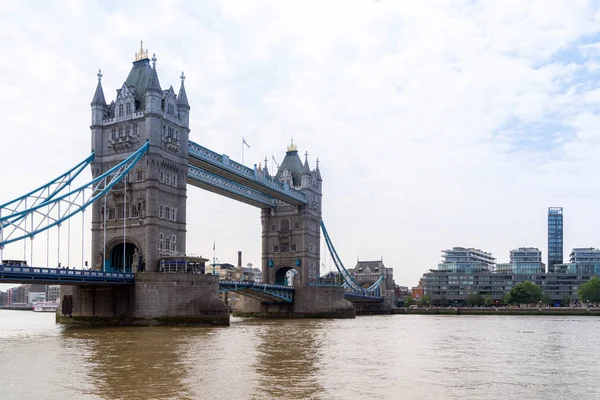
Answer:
[{"xmin": 0, "ymin": 265, "xmax": 134, "ymax": 284}]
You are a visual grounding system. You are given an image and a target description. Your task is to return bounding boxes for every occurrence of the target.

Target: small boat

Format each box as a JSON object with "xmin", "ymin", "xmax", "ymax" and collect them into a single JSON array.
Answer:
[{"xmin": 32, "ymin": 301, "xmax": 59, "ymax": 313}]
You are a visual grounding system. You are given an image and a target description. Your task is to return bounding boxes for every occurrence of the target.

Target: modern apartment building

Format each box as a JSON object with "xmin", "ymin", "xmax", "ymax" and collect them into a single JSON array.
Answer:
[
  {"xmin": 496, "ymin": 247, "xmax": 545, "ymax": 274},
  {"xmin": 548, "ymin": 207, "xmax": 564, "ymax": 273},
  {"xmin": 437, "ymin": 247, "xmax": 496, "ymax": 273}
]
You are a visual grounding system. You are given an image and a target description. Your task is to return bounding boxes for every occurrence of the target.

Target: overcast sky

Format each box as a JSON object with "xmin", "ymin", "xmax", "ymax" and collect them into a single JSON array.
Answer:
[{"xmin": 2, "ymin": 0, "xmax": 600, "ymax": 288}]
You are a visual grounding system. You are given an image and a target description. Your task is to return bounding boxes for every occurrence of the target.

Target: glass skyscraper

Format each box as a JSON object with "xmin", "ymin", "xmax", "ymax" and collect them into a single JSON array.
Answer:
[{"xmin": 548, "ymin": 207, "xmax": 563, "ymax": 273}]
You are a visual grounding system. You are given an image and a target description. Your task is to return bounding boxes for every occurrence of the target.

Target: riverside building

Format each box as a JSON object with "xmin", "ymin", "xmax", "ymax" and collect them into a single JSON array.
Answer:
[{"xmin": 422, "ymin": 246, "xmax": 596, "ymax": 306}]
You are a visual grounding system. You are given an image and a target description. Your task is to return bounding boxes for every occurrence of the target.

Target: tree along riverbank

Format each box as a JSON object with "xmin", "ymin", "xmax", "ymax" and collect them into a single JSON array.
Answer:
[{"xmin": 392, "ymin": 307, "xmax": 600, "ymax": 316}]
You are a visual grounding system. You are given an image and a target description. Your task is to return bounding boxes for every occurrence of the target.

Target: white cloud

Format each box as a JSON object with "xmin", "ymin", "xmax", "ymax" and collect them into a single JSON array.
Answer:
[{"xmin": 2, "ymin": 0, "xmax": 600, "ymax": 287}]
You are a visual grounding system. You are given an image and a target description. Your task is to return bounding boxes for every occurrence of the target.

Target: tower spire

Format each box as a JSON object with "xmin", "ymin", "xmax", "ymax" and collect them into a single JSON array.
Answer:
[
  {"xmin": 302, "ymin": 150, "xmax": 311, "ymax": 174},
  {"xmin": 91, "ymin": 69, "xmax": 106, "ymax": 106},
  {"xmin": 177, "ymin": 71, "xmax": 190, "ymax": 108},
  {"xmin": 146, "ymin": 53, "xmax": 162, "ymax": 93}
]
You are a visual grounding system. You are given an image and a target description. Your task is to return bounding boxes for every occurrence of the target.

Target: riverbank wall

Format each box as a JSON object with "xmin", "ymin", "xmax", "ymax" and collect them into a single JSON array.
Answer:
[{"xmin": 392, "ymin": 307, "xmax": 600, "ymax": 316}]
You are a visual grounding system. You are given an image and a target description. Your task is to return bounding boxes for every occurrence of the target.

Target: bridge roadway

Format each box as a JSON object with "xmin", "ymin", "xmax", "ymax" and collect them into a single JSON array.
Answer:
[{"xmin": 0, "ymin": 265, "xmax": 383, "ymax": 303}]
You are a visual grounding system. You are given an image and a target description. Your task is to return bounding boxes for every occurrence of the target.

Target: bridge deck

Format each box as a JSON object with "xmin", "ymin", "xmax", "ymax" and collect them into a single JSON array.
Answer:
[
  {"xmin": 0, "ymin": 265, "xmax": 134, "ymax": 285},
  {"xmin": 344, "ymin": 292, "xmax": 384, "ymax": 303}
]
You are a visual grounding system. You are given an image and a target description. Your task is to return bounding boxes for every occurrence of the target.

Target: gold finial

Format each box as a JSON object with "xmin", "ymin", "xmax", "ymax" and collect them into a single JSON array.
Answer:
[
  {"xmin": 134, "ymin": 40, "xmax": 149, "ymax": 61},
  {"xmin": 287, "ymin": 138, "xmax": 297, "ymax": 152}
]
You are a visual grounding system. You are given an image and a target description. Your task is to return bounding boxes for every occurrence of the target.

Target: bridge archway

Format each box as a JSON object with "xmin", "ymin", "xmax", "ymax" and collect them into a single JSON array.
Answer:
[
  {"xmin": 274, "ymin": 267, "xmax": 299, "ymax": 286},
  {"xmin": 107, "ymin": 240, "xmax": 140, "ymax": 272}
]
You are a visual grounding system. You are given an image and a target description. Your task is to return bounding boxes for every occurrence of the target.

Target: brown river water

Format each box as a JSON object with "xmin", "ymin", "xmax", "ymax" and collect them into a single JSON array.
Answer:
[{"xmin": 1, "ymin": 310, "xmax": 599, "ymax": 399}]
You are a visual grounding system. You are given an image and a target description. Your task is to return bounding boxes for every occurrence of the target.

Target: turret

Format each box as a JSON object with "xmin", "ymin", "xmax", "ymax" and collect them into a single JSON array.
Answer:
[
  {"xmin": 145, "ymin": 53, "xmax": 162, "ymax": 115},
  {"xmin": 91, "ymin": 69, "xmax": 107, "ymax": 126},
  {"xmin": 301, "ymin": 151, "xmax": 311, "ymax": 189},
  {"xmin": 177, "ymin": 72, "xmax": 190, "ymax": 128},
  {"xmin": 263, "ymin": 157, "xmax": 270, "ymax": 178}
]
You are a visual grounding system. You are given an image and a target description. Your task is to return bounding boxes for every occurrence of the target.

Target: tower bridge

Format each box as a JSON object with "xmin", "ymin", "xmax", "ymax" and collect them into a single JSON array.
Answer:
[{"xmin": 0, "ymin": 43, "xmax": 388, "ymax": 325}]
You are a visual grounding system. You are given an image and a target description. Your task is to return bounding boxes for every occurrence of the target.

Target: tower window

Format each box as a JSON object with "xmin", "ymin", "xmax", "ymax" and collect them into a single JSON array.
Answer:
[
  {"xmin": 136, "ymin": 169, "xmax": 144, "ymax": 182},
  {"xmin": 158, "ymin": 205, "xmax": 163, "ymax": 219},
  {"xmin": 126, "ymin": 126, "xmax": 131, "ymax": 136},
  {"xmin": 116, "ymin": 202, "xmax": 126, "ymax": 219},
  {"xmin": 118, "ymin": 104, "xmax": 124, "ymax": 118},
  {"xmin": 111, "ymin": 128, "xmax": 117, "ymax": 140},
  {"xmin": 119, "ymin": 127, "xmax": 124, "ymax": 138},
  {"xmin": 167, "ymin": 104, "xmax": 175, "ymax": 116},
  {"xmin": 126, "ymin": 103, "xmax": 132, "ymax": 116}
]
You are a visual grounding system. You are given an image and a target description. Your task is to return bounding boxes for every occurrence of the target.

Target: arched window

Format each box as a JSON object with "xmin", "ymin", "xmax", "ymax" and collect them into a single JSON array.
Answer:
[
  {"xmin": 126, "ymin": 103, "xmax": 131, "ymax": 115},
  {"xmin": 111, "ymin": 128, "xmax": 117, "ymax": 140},
  {"xmin": 281, "ymin": 219, "xmax": 290, "ymax": 232},
  {"xmin": 118, "ymin": 104, "xmax": 124, "ymax": 118}
]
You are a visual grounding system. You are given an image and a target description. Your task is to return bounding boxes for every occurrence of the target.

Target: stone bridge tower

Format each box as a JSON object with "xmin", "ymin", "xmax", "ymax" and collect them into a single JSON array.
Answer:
[
  {"xmin": 89, "ymin": 42, "xmax": 190, "ymax": 273},
  {"xmin": 261, "ymin": 140, "xmax": 323, "ymax": 286}
]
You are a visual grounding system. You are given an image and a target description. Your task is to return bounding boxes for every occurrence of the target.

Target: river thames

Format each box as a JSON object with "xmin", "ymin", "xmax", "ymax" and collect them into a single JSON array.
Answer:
[{"xmin": 1, "ymin": 311, "xmax": 599, "ymax": 399}]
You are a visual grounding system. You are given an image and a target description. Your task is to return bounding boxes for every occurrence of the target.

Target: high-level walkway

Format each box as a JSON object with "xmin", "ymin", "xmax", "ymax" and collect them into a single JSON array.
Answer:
[{"xmin": 187, "ymin": 140, "xmax": 308, "ymax": 208}]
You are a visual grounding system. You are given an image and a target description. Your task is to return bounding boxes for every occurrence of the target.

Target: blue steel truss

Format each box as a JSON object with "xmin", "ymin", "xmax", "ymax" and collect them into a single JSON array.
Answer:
[
  {"xmin": 188, "ymin": 140, "xmax": 307, "ymax": 205},
  {"xmin": 187, "ymin": 165, "xmax": 277, "ymax": 208},
  {"xmin": 321, "ymin": 221, "xmax": 384, "ymax": 297},
  {"xmin": 0, "ymin": 153, "xmax": 94, "ymax": 227},
  {"xmin": 0, "ymin": 142, "xmax": 149, "ymax": 248},
  {"xmin": 219, "ymin": 280, "xmax": 294, "ymax": 303},
  {"xmin": 0, "ymin": 264, "xmax": 134, "ymax": 285}
]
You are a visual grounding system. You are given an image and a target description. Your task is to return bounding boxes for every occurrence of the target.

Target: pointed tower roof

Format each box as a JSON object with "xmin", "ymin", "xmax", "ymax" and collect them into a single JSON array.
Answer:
[
  {"xmin": 146, "ymin": 53, "xmax": 162, "ymax": 94},
  {"xmin": 91, "ymin": 69, "xmax": 107, "ymax": 107},
  {"xmin": 263, "ymin": 157, "xmax": 270, "ymax": 177},
  {"xmin": 125, "ymin": 42, "xmax": 154, "ymax": 100},
  {"xmin": 275, "ymin": 139, "xmax": 304, "ymax": 185},
  {"xmin": 316, "ymin": 158, "xmax": 322, "ymax": 181},
  {"xmin": 177, "ymin": 71, "xmax": 190, "ymax": 108},
  {"xmin": 302, "ymin": 151, "xmax": 311, "ymax": 175}
]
